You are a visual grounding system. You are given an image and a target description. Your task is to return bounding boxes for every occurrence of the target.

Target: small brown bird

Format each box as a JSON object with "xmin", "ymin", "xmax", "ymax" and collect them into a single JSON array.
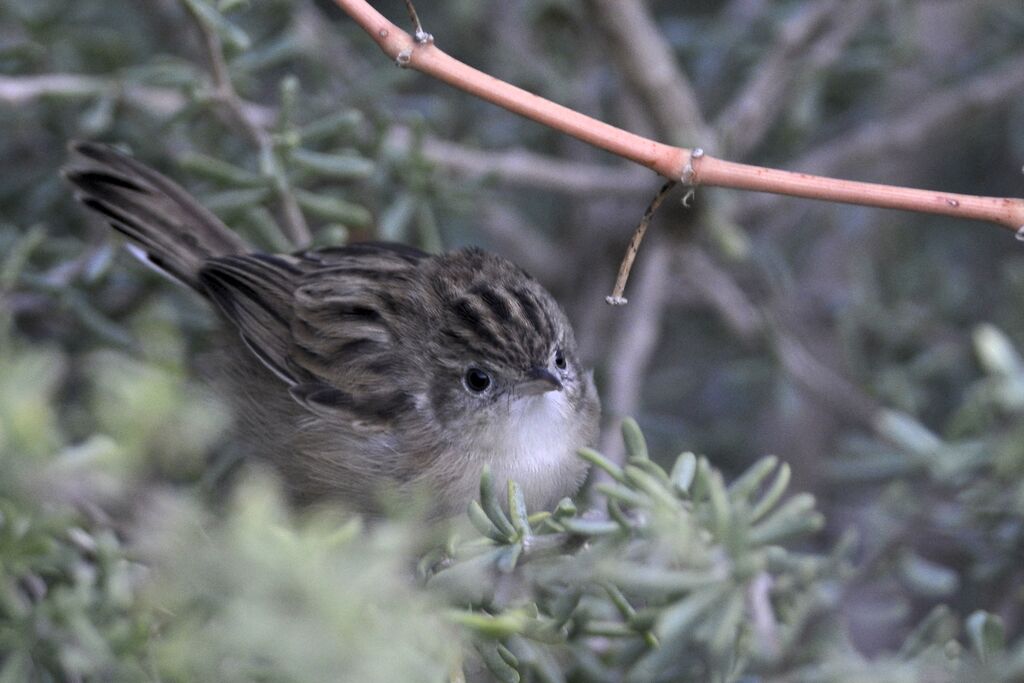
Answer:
[{"xmin": 64, "ymin": 142, "xmax": 600, "ymax": 517}]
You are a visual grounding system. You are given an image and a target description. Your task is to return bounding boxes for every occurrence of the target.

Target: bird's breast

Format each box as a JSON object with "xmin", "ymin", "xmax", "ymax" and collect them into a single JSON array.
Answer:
[{"xmin": 483, "ymin": 391, "xmax": 590, "ymax": 511}]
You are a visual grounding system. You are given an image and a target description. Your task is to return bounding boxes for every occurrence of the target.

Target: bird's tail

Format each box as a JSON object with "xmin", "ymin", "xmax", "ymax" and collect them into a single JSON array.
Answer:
[{"xmin": 63, "ymin": 141, "xmax": 250, "ymax": 291}]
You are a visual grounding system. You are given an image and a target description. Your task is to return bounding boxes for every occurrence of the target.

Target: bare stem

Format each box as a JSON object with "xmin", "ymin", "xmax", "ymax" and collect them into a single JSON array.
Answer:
[
  {"xmin": 186, "ymin": 4, "xmax": 312, "ymax": 247},
  {"xmin": 330, "ymin": 0, "xmax": 1024, "ymax": 233},
  {"xmin": 606, "ymin": 180, "xmax": 677, "ymax": 305},
  {"xmin": 402, "ymin": 0, "xmax": 431, "ymax": 43}
]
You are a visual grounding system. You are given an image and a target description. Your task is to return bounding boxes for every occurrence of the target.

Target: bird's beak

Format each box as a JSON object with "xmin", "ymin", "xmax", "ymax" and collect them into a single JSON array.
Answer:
[{"xmin": 518, "ymin": 367, "xmax": 563, "ymax": 395}]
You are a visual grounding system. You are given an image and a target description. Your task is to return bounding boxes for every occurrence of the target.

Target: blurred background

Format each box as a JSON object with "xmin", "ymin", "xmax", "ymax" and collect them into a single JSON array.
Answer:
[{"xmin": 3, "ymin": 0, "xmax": 1024, "ymax": 679}]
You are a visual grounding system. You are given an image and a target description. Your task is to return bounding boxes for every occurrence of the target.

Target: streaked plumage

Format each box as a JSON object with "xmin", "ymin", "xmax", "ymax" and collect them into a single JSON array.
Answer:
[{"xmin": 64, "ymin": 142, "xmax": 600, "ymax": 516}]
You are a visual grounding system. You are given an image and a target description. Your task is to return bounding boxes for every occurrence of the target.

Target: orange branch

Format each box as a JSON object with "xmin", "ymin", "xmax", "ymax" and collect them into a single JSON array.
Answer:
[{"xmin": 331, "ymin": 0, "xmax": 1024, "ymax": 234}]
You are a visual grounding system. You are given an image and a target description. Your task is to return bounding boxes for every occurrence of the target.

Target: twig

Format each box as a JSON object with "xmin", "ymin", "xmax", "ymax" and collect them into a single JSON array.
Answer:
[
  {"xmin": 333, "ymin": 0, "xmax": 686, "ymax": 175},
  {"xmin": 384, "ymin": 126, "xmax": 652, "ymax": 195},
  {"xmin": 583, "ymin": 0, "xmax": 712, "ymax": 146},
  {"xmin": 714, "ymin": 0, "xmax": 867, "ymax": 158},
  {"xmin": 676, "ymin": 246, "xmax": 763, "ymax": 340},
  {"xmin": 402, "ymin": 0, "xmax": 432, "ymax": 44},
  {"xmin": 478, "ymin": 203, "xmax": 563, "ymax": 285},
  {"xmin": 597, "ymin": 239, "xmax": 674, "ymax": 470},
  {"xmin": 185, "ymin": 4, "xmax": 312, "ymax": 247},
  {"xmin": 0, "ymin": 75, "xmax": 646, "ymax": 198},
  {"xmin": 741, "ymin": 49, "xmax": 1024, "ymax": 220},
  {"xmin": 330, "ymin": 0, "xmax": 1024, "ymax": 233},
  {"xmin": 0, "ymin": 73, "xmax": 275, "ymax": 127},
  {"xmin": 606, "ymin": 180, "xmax": 677, "ymax": 305},
  {"xmin": 676, "ymin": 245, "xmax": 941, "ymax": 452}
]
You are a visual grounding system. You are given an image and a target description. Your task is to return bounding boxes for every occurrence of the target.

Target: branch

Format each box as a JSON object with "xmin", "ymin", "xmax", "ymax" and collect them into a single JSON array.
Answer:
[
  {"xmin": 714, "ymin": 0, "xmax": 870, "ymax": 158},
  {"xmin": 334, "ymin": 0, "xmax": 686, "ymax": 177},
  {"xmin": 676, "ymin": 246, "xmax": 939, "ymax": 454},
  {"xmin": 764, "ymin": 49, "xmax": 1024, "ymax": 186},
  {"xmin": 606, "ymin": 180, "xmax": 677, "ymax": 305},
  {"xmin": 0, "ymin": 74, "xmax": 275, "ymax": 126},
  {"xmin": 330, "ymin": 0, "xmax": 1024, "ymax": 233},
  {"xmin": 186, "ymin": 4, "xmax": 312, "ymax": 247},
  {"xmin": 385, "ymin": 127, "xmax": 653, "ymax": 195},
  {"xmin": 476, "ymin": 203, "xmax": 563, "ymax": 284},
  {"xmin": 583, "ymin": 0, "xmax": 713, "ymax": 146},
  {"xmin": 738, "ymin": 50, "xmax": 1024, "ymax": 227}
]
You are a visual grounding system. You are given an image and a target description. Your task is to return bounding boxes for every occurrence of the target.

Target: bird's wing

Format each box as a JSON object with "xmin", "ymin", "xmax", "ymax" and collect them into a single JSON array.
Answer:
[
  {"xmin": 65, "ymin": 142, "xmax": 250, "ymax": 290},
  {"xmin": 200, "ymin": 242, "xmax": 429, "ymax": 428},
  {"xmin": 199, "ymin": 252, "xmax": 303, "ymax": 385}
]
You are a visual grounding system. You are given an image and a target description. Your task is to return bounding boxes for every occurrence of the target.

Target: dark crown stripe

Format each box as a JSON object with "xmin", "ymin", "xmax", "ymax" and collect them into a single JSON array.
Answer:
[
  {"xmin": 473, "ymin": 285, "xmax": 512, "ymax": 323},
  {"xmin": 511, "ymin": 287, "xmax": 546, "ymax": 336},
  {"xmin": 440, "ymin": 326, "xmax": 508, "ymax": 364},
  {"xmin": 452, "ymin": 298, "xmax": 508, "ymax": 352}
]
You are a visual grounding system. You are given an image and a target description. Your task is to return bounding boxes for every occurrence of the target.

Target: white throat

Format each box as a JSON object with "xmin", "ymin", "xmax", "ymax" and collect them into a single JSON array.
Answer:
[{"xmin": 486, "ymin": 391, "xmax": 583, "ymax": 508}]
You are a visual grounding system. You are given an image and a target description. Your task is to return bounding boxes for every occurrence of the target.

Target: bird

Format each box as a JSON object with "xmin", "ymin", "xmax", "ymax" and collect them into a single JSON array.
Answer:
[{"xmin": 64, "ymin": 142, "xmax": 600, "ymax": 517}]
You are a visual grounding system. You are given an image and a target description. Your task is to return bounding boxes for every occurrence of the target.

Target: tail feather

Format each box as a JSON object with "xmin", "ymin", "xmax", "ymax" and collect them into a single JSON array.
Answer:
[{"xmin": 64, "ymin": 142, "xmax": 249, "ymax": 291}]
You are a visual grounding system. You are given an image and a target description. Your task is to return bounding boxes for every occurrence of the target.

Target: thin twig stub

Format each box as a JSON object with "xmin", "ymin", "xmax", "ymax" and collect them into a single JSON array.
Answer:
[{"xmin": 606, "ymin": 180, "xmax": 678, "ymax": 306}]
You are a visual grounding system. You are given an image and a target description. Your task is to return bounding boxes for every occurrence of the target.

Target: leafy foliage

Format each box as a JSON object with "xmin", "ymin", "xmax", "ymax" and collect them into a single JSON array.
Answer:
[{"xmin": 3, "ymin": 0, "xmax": 1024, "ymax": 681}]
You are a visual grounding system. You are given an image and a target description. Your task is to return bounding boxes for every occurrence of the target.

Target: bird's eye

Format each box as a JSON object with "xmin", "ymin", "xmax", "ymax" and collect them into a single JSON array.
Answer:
[
  {"xmin": 464, "ymin": 367, "xmax": 492, "ymax": 393},
  {"xmin": 554, "ymin": 348, "xmax": 567, "ymax": 370}
]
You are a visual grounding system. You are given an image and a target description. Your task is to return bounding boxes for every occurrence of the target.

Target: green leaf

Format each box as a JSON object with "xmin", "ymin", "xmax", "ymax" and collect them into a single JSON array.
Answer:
[
  {"xmin": 496, "ymin": 543, "xmax": 523, "ymax": 573},
  {"xmin": 468, "ymin": 500, "xmax": 504, "ymax": 542},
  {"xmin": 479, "ymin": 466, "xmax": 515, "ymax": 539},
  {"xmin": 291, "ymin": 148, "xmax": 376, "ymax": 180},
  {"xmin": 689, "ymin": 456, "xmax": 712, "ymax": 502},
  {"xmin": 203, "ymin": 187, "xmax": 272, "ymax": 213},
  {"xmin": 181, "ymin": 0, "xmax": 251, "ymax": 50},
  {"xmin": 448, "ymin": 610, "xmax": 527, "ymax": 638},
  {"xmin": 379, "ymin": 192, "xmax": 417, "ymax": 241},
  {"xmin": 560, "ymin": 518, "xmax": 621, "ymax": 536},
  {"xmin": 0, "ymin": 224, "xmax": 45, "ymax": 291},
  {"xmin": 621, "ymin": 417, "xmax": 648, "ymax": 461},
  {"xmin": 973, "ymin": 323, "xmax": 1021, "ymax": 376},
  {"xmin": 548, "ymin": 588, "xmax": 581, "ymax": 629},
  {"xmin": 727, "ymin": 455, "xmax": 778, "ymax": 502},
  {"xmin": 507, "ymin": 480, "xmax": 530, "ymax": 537},
  {"xmin": 277, "ymin": 75, "xmax": 300, "ymax": 132},
  {"xmin": 750, "ymin": 463, "xmax": 791, "ymax": 523},
  {"xmin": 475, "ymin": 640, "xmax": 520, "ymax": 683},
  {"xmin": 299, "ymin": 110, "xmax": 366, "ymax": 143},
  {"xmin": 966, "ymin": 610, "xmax": 1004, "ymax": 663},
  {"xmin": 669, "ymin": 452, "xmax": 697, "ymax": 495},
  {"xmin": 708, "ymin": 590, "xmax": 744, "ymax": 655},
  {"xmin": 629, "ymin": 585, "xmax": 730, "ymax": 681},
  {"xmin": 595, "ymin": 482, "xmax": 648, "ymax": 508},
  {"xmin": 552, "ymin": 498, "xmax": 576, "ymax": 519},
  {"xmin": 898, "ymin": 605, "xmax": 955, "ymax": 660},
  {"xmin": 507, "ymin": 636, "xmax": 566, "ymax": 683},
  {"xmin": 872, "ymin": 409, "xmax": 943, "ymax": 455},
  {"xmin": 623, "ymin": 465, "xmax": 678, "ymax": 509},
  {"xmin": 898, "ymin": 551, "xmax": 958, "ymax": 598},
  {"xmin": 577, "ymin": 448, "xmax": 626, "ymax": 483},
  {"xmin": 293, "ymin": 189, "xmax": 371, "ymax": 227},
  {"xmin": 179, "ymin": 152, "xmax": 263, "ymax": 187},
  {"xmin": 656, "ymin": 584, "xmax": 731, "ymax": 641},
  {"xmin": 602, "ymin": 566, "xmax": 722, "ymax": 597},
  {"xmin": 748, "ymin": 493, "xmax": 823, "ymax": 546}
]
